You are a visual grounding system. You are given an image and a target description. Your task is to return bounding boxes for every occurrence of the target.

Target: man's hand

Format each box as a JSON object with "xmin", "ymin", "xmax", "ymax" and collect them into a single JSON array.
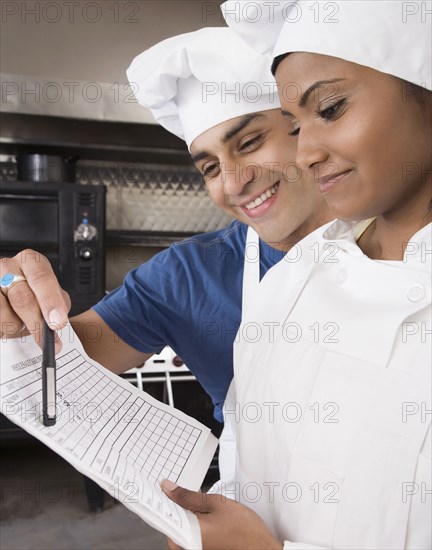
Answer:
[
  {"xmin": 161, "ymin": 480, "xmax": 283, "ymax": 550},
  {"xmin": 1, "ymin": 250, "xmax": 151, "ymax": 374},
  {"xmin": 0, "ymin": 250, "xmax": 70, "ymax": 352}
]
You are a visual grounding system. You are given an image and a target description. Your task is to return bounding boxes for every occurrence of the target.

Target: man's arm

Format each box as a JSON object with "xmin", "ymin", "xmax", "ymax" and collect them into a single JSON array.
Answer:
[
  {"xmin": 1, "ymin": 250, "xmax": 152, "ymax": 374},
  {"xmin": 71, "ymin": 309, "xmax": 152, "ymax": 374}
]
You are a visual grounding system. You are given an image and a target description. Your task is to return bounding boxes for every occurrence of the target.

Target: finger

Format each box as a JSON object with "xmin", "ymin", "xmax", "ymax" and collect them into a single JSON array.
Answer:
[
  {"xmin": 1, "ymin": 252, "xmax": 69, "ymax": 352},
  {"xmin": 5, "ymin": 280, "xmax": 46, "ymax": 349},
  {"xmin": 161, "ymin": 480, "xmax": 211, "ymax": 514},
  {"xmin": 0, "ymin": 294, "xmax": 25, "ymax": 337},
  {"xmin": 61, "ymin": 288, "xmax": 72, "ymax": 313},
  {"xmin": 2, "ymin": 279, "xmax": 64, "ymax": 354},
  {"xmin": 17, "ymin": 250, "xmax": 70, "ymax": 327},
  {"xmin": 6, "ymin": 288, "xmax": 64, "ymax": 355}
]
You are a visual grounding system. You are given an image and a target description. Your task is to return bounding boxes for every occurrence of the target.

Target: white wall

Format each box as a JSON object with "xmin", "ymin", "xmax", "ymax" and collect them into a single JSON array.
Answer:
[{"xmin": 0, "ymin": 0, "xmax": 226, "ymax": 121}]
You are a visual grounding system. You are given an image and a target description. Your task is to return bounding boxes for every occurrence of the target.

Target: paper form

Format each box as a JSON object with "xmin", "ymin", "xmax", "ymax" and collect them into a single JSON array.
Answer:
[{"xmin": 0, "ymin": 326, "xmax": 218, "ymax": 549}]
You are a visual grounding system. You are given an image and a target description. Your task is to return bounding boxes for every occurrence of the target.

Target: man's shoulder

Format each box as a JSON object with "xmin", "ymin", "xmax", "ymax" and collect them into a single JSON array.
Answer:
[
  {"xmin": 131, "ymin": 221, "xmax": 247, "ymax": 283},
  {"xmin": 171, "ymin": 220, "xmax": 247, "ymax": 260}
]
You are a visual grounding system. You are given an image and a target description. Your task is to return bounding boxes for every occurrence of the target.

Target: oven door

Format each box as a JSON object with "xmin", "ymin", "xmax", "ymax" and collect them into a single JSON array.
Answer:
[{"xmin": 122, "ymin": 347, "xmax": 222, "ymax": 484}]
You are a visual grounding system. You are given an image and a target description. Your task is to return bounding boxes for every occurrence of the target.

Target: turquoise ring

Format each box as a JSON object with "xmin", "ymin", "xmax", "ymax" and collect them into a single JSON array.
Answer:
[{"xmin": 0, "ymin": 273, "xmax": 27, "ymax": 296}]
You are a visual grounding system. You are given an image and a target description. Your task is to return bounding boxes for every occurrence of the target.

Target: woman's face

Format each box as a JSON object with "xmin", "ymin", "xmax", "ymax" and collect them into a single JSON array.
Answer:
[{"xmin": 276, "ymin": 53, "xmax": 432, "ymax": 221}]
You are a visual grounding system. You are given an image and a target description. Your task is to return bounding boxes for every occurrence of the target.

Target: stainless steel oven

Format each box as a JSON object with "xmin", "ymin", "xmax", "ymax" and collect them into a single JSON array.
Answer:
[
  {"xmin": 0, "ymin": 180, "xmax": 105, "ymax": 316},
  {"xmin": 122, "ymin": 347, "xmax": 222, "ymax": 479}
]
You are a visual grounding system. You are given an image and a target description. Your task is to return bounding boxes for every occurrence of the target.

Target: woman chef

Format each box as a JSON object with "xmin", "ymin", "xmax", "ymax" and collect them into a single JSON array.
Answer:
[{"xmin": 161, "ymin": 2, "xmax": 432, "ymax": 549}]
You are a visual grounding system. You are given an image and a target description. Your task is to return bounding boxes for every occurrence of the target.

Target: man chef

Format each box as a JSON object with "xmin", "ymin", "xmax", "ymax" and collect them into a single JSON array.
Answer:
[{"xmin": 0, "ymin": 27, "xmax": 331, "ymax": 428}]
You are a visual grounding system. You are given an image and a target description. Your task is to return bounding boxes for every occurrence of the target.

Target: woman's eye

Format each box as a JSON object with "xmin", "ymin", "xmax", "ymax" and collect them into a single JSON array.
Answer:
[
  {"xmin": 318, "ymin": 98, "xmax": 346, "ymax": 121},
  {"xmin": 288, "ymin": 127, "xmax": 300, "ymax": 137}
]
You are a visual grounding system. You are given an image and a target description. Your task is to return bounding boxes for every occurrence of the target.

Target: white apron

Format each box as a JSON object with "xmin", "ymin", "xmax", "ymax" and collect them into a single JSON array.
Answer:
[
  {"xmin": 233, "ymin": 222, "xmax": 431, "ymax": 549},
  {"xmin": 212, "ymin": 228, "xmax": 267, "ymax": 492}
]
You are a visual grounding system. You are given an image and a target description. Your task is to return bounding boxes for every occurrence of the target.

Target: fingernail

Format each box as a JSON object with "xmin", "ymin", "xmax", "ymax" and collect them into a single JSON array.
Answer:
[
  {"xmin": 161, "ymin": 479, "xmax": 178, "ymax": 492},
  {"xmin": 49, "ymin": 308, "xmax": 67, "ymax": 327}
]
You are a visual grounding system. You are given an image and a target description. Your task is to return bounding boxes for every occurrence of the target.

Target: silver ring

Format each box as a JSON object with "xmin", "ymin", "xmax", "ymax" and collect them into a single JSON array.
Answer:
[{"xmin": 0, "ymin": 273, "xmax": 27, "ymax": 297}]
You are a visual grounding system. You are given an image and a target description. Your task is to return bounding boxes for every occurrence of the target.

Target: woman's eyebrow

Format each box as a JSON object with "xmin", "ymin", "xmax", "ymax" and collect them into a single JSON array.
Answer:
[{"xmin": 281, "ymin": 78, "xmax": 346, "ymax": 116}]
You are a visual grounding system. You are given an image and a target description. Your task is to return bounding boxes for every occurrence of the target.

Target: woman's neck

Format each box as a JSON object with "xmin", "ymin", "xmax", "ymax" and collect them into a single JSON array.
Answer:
[{"xmin": 357, "ymin": 192, "xmax": 431, "ymax": 260}]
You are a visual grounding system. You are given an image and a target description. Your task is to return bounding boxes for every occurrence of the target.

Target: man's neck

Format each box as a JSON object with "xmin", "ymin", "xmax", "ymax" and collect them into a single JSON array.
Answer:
[{"xmin": 266, "ymin": 209, "xmax": 334, "ymax": 253}]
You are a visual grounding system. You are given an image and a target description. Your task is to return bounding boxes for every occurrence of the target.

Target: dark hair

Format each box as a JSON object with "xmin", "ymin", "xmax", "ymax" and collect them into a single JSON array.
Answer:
[
  {"xmin": 401, "ymin": 79, "xmax": 432, "ymax": 106},
  {"xmin": 271, "ymin": 53, "xmax": 290, "ymax": 76}
]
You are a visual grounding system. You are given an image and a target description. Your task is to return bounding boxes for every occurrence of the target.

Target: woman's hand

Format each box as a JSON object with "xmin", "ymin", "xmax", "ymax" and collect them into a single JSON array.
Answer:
[{"xmin": 161, "ymin": 480, "xmax": 283, "ymax": 550}]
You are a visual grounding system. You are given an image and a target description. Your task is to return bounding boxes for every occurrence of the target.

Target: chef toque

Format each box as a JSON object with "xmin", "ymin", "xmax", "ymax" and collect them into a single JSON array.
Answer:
[
  {"xmin": 126, "ymin": 27, "xmax": 280, "ymax": 150},
  {"xmin": 221, "ymin": 0, "xmax": 431, "ymax": 90}
]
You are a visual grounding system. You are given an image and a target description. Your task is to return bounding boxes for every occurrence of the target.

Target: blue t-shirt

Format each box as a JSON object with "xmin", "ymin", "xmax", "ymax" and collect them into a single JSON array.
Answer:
[{"xmin": 93, "ymin": 221, "xmax": 285, "ymax": 422}]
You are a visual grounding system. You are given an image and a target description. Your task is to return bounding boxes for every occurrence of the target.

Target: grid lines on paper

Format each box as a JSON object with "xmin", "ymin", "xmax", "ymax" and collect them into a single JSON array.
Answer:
[{"xmin": 1, "ymin": 348, "xmax": 203, "ymax": 486}]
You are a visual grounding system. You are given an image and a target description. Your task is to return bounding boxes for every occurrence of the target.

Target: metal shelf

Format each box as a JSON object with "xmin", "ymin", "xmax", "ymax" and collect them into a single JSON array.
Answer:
[
  {"xmin": 106, "ymin": 230, "xmax": 197, "ymax": 247},
  {"xmin": 0, "ymin": 112, "xmax": 191, "ymax": 165}
]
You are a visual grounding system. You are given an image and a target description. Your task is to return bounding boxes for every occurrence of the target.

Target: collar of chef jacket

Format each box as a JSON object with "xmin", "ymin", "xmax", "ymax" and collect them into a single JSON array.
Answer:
[
  {"xmin": 322, "ymin": 219, "xmax": 432, "ymax": 268},
  {"xmin": 254, "ymin": 220, "xmax": 431, "ymax": 367}
]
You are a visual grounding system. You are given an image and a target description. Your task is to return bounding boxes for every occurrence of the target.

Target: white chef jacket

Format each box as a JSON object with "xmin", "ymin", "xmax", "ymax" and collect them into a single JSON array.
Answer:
[{"xmin": 226, "ymin": 219, "xmax": 431, "ymax": 549}]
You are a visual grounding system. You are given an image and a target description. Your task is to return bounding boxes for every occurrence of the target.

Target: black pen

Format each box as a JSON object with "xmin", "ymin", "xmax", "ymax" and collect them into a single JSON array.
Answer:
[{"xmin": 42, "ymin": 319, "xmax": 56, "ymax": 426}]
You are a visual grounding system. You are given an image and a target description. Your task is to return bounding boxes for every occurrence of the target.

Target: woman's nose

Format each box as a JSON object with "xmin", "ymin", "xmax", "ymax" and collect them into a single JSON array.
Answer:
[{"xmin": 295, "ymin": 126, "xmax": 330, "ymax": 174}]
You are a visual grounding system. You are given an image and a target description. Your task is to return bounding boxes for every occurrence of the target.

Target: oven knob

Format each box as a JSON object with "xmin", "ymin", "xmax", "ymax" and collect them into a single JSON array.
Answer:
[
  {"xmin": 173, "ymin": 356, "xmax": 184, "ymax": 367},
  {"xmin": 79, "ymin": 248, "xmax": 93, "ymax": 261}
]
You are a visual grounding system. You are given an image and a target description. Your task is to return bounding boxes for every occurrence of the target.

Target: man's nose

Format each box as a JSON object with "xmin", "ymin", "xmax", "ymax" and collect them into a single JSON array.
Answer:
[{"xmin": 221, "ymin": 159, "xmax": 255, "ymax": 196}]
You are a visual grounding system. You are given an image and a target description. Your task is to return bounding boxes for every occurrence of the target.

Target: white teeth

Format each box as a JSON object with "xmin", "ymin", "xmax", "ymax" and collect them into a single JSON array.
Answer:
[{"xmin": 245, "ymin": 182, "xmax": 279, "ymax": 210}]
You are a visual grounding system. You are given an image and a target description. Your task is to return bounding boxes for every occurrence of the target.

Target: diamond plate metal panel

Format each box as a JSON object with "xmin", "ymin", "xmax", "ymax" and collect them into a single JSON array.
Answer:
[
  {"xmin": 1, "ymin": 159, "xmax": 232, "ymax": 233},
  {"xmin": 77, "ymin": 160, "xmax": 231, "ymax": 233}
]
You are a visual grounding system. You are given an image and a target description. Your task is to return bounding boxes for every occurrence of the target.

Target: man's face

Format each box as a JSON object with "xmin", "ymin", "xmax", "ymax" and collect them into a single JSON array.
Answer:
[{"xmin": 190, "ymin": 109, "xmax": 331, "ymax": 250}]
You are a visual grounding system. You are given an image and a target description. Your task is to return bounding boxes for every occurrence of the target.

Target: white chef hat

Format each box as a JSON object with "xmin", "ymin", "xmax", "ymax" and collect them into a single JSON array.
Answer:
[
  {"xmin": 221, "ymin": 0, "xmax": 432, "ymax": 90},
  {"xmin": 126, "ymin": 27, "xmax": 280, "ymax": 150}
]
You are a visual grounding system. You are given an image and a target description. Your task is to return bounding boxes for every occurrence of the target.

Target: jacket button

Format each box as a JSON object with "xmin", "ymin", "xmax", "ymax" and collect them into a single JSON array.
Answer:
[
  {"xmin": 336, "ymin": 267, "xmax": 347, "ymax": 284},
  {"xmin": 407, "ymin": 284, "xmax": 426, "ymax": 303}
]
